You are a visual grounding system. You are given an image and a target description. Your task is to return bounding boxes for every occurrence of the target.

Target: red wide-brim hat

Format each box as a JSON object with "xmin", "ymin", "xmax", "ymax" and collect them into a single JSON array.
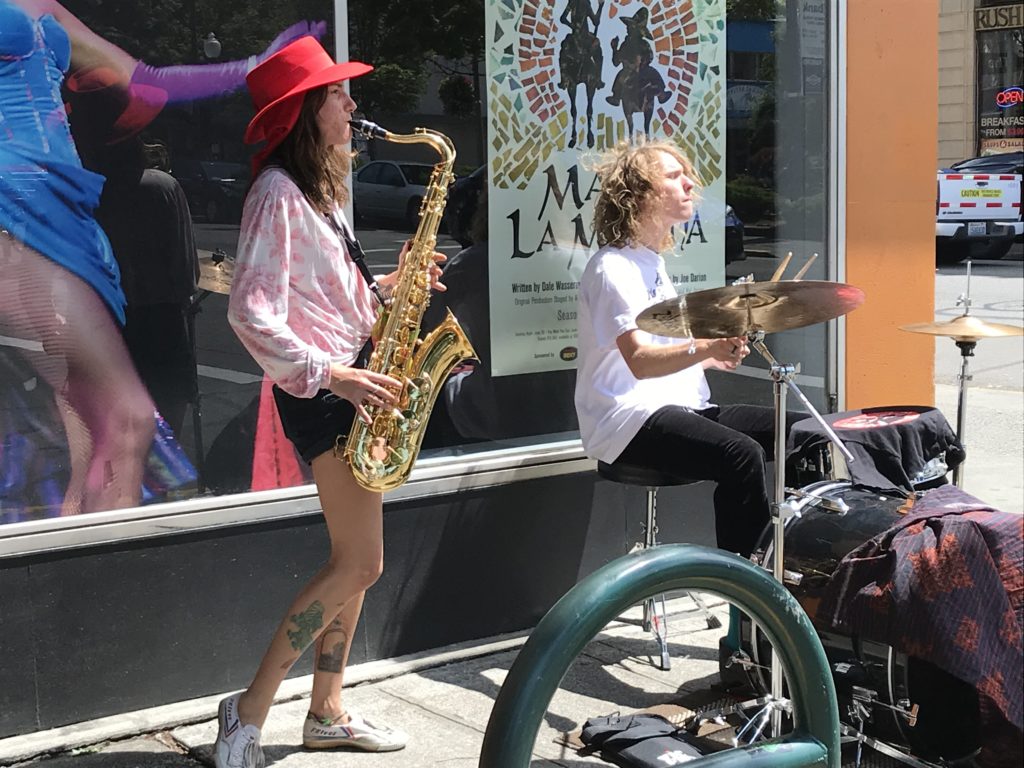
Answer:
[{"xmin": 243, "ymin": 35, "xmax": 372, "ymax": 145}]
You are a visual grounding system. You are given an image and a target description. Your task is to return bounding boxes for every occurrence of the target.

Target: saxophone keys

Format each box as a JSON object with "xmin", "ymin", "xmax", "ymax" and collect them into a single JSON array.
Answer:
[{"xmin": 388, "ymin": 446, "xmax": 410, "ymax": 464}]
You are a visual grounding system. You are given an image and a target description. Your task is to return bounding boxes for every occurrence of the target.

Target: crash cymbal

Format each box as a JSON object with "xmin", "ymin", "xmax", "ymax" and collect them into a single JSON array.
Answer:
[
  {"xmin": 900, "ymin": 315, "xmax": 1024, "ymax": 341},
  {"xmin": 198, "ymin": 252, "xmax": 235, "ymax": 295},
  {"xmin": 635, "ymin": 280, "xmax": 865, "ymax": 339}
]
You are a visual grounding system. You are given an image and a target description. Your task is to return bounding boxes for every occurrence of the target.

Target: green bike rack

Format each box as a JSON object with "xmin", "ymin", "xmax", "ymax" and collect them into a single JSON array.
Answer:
[{"xmin": 479, "ymin": 544, "xmax": 839, "ymax": 768}]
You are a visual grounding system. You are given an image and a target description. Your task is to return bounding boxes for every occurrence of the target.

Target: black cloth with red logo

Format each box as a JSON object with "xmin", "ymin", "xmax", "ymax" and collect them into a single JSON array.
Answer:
[
  {"xmin": 786, "ymin": 405, "xmax": 965, "ymax": 492},
  {"xmin": 820, "ymin": 484, "xmax": 1023, "ymax": 766}
]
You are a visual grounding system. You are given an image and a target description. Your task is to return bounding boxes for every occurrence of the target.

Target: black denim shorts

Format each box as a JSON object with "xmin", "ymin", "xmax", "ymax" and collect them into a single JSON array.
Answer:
[{"xmin": 272, "ymin": 341, "xmax": 371, "ymax": 464}]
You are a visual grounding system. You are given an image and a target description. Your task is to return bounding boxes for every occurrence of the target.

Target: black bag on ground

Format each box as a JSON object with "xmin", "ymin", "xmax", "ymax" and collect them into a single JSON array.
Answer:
[{"xmin": 580, "ymin": 713, "xmax": 705, "ymax": 767}]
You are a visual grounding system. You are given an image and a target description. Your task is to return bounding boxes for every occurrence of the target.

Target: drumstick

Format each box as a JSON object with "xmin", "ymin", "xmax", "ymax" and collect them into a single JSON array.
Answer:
[
  {"xmin": 792, "ymin": 253, "xmax": 818, "ymax": 281},
  {"xmin": 770, "ymin": 251, "xmax": 793, "ymax": 282}
]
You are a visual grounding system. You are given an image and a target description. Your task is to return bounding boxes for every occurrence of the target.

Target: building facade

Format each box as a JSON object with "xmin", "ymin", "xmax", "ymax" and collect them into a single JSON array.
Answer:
[
  {"xmin": 938, "ymin": 0, "xmax": 1023, "ymax": 166},
  {"xmin": 0, "ymin": 0, "xmax": 940, "ymax": 739}
]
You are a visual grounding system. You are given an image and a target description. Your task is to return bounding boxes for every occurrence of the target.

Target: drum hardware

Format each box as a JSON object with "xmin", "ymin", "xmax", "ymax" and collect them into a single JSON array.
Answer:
[
  {"xmin": 779, "ymin": 568, "xmax": 804, "ymax": 586},
  {"xmin": 723, "ymin": 649, "xmax": 770, "ymax": 674},
  {"xmin": 841, "ymin": 675, "xmax": 920, "ymax": 729},
  {"xmin": 735, "ymin": 481, "xmax": 985, "ymax": 764},
  {"xmin": 909, "ymin": 456, "xmax": 949, "ymax": 487},
  {"xmin": 899, "ymin": 259, "xmax": 1024, "ymax": 488},
  {"xmin": 848, "ymin": 689, "xmax": 919, "ymax": 728},
  {"xmin": 838, "ymin": 721, "xmax": 982, "ymax": 768},
  {"xmin": 638, "ymin": 273, "xmax": 866, "ymax": 741},
  {"xmin": 684, "ymin": 693, "xmax": 789, "ymax": 749},
  {"xmin": 785, "ymin": 486, "xmax": 851, "ymax": 514},
  {"xmin": 734, "ymin": 700, "xmax": 774, "ymax": 745},
  {"xmin": 839, "ymin": 723, "xmax": 940, "ymax": 768}
]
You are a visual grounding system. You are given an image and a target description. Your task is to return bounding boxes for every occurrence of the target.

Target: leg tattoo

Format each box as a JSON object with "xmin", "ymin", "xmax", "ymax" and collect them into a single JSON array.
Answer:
[
  {"xmin": 316, "ymin": 618, "xmax": 349, "ymax": 674},
  {"xmin": 287, "ymin": 600, "xmax": 325, "ymax": 651}
]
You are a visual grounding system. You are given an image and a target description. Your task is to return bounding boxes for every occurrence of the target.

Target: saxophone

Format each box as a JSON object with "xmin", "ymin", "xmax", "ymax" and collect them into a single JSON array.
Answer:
[{"xmin": 340, "ymin": 119, "xmax": 477, "ymax": 491}]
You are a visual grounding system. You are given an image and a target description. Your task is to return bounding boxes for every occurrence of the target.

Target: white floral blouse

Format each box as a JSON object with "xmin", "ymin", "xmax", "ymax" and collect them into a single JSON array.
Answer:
[{"xmin": 228, "ymin": 167, "xmax": 378, "ymax": 398}]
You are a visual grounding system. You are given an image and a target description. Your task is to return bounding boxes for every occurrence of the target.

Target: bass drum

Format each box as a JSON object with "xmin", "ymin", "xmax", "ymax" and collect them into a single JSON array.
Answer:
[{"xmin": 740, "ymin": 481, "xmax": 981, "ymax": 763}]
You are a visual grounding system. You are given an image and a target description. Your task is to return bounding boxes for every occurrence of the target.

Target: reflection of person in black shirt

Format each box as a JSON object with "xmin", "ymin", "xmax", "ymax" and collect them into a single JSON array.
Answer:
[
  {"xmin": 70, "ymin": 83, "xmax": 199, "ymax": 442},
  {"xmin": 426, "ymin": 186, "xmax": 577, "ymax": 442},
  {"xmin": 97, "ymin": 146, "xmax": 198, "ymax": 437}
]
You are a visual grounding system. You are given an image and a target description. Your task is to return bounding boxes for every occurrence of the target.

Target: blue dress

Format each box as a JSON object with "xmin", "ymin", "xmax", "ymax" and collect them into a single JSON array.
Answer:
[{"xmin": 0, "ymin": 1, "xmax": 125, "ymax": 324}]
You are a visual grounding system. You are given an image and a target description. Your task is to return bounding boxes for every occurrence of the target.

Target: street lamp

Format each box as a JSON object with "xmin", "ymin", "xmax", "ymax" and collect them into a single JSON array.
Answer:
[{"xmin": 203, "ymin": 32, "xmax": 221, "ymax": 60}]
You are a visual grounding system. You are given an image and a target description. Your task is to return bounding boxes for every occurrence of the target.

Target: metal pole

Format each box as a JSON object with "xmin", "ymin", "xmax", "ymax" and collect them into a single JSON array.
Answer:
[
  {"xmin": 770, "ymin": 366, "xmax": 788, "ymax": 735},
  {"xmin": 478, "ymin": 545, "xmax": 839, "ymax": 768},
  {"xmin": 952, "ymin": 340, "xmax": 975, "ymax": 487}
]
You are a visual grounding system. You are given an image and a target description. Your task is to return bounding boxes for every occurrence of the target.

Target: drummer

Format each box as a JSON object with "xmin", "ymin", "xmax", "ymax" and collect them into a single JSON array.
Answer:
[{"xmin": 575, "ymin": 140, "xmax": 794, "ymax": 557}]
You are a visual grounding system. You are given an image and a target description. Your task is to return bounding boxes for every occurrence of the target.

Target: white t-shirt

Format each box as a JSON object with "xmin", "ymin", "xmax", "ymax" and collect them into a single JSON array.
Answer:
[{"xmin": 574, "ymin": 244, "xmax": 712, "ymax": 463}]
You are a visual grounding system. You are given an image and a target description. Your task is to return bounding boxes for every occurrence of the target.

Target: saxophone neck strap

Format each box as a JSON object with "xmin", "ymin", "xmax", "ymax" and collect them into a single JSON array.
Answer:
[{"xmin": 326, "ymin": 211, "xmax": 386, "ymax": 307}]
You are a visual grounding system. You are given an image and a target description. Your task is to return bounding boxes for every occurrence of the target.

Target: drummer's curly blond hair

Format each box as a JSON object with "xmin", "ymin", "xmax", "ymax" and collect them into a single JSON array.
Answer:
[{"xmin": 591, "ymin": 139, "xmax": 701, "ymax": 250}]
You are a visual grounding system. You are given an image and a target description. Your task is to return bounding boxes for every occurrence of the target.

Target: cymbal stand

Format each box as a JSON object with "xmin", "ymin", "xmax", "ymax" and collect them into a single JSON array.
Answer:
[
  {"xmin": 747, "ymin": 330, "xmax": 857, "ymax": 733},
  {"xmin": 951, "ymin": 262, "xmax": 974, "ymax": 487}
]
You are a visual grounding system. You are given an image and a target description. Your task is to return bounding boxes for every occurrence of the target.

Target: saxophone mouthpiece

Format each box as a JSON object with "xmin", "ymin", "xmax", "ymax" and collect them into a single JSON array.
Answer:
[{"xmin": 350, "ymin": 119, "xmax": 388, "ymax": 140}]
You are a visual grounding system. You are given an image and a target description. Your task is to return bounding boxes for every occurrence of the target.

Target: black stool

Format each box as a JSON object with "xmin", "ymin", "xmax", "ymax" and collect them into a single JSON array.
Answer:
[{"xmin": 597, "ymin": 460, "xmax": 721, "ymax": 671}]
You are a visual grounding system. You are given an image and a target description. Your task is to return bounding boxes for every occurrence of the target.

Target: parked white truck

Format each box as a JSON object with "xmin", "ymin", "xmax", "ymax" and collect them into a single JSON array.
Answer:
[{"xmin": 936, "ymin": 152, "xmax": 1023, "ymax": 264}]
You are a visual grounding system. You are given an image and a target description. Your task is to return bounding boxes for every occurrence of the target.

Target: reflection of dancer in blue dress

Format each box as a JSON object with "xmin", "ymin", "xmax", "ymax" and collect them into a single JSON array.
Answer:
[{"xmin": 0, "ymin": 0, "xmax": 321, "ymax": 514}]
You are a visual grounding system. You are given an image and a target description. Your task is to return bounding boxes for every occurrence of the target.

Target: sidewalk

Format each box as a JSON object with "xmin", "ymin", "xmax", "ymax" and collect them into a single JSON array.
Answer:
[
  {"xmin": 3, "ymin": 598, "xmax": 733, "ymax": 767},
  {"xmin": 4, "ymin": 395, "xmax": 1019, "ymax": 768},
  {"xmin": 933, "ymin": 382, "xmax": 1023, "ymax": 514}
]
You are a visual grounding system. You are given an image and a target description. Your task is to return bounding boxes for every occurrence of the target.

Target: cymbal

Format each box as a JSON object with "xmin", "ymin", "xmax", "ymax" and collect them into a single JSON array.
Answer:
[
  {"xmin": 635, "ymin": 280, "xmax": 865, "ymax": 339},
  {"xmin": 198, "ymin": 252, "xmax": 235, "ymax": 295},
  {"xmin": 900, "ymin": 315, "xmax": 1024, "ymax": 341}
]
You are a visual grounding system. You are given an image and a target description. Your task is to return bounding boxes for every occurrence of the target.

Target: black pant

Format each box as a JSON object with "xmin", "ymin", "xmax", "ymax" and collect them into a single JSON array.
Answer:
[{"xmin": 617, "ymin": 404, "xmax": 800, "ymax": 558}]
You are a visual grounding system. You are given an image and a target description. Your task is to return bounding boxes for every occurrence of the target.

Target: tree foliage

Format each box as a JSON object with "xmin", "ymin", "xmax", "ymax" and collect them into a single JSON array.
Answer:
[
  {"xmin": 66, "ymin": 0, "xmax": 486, "ymax": 118},
  {"xmin": 725, "ymin": 0, "xmax": 780, "ymax": 21}
]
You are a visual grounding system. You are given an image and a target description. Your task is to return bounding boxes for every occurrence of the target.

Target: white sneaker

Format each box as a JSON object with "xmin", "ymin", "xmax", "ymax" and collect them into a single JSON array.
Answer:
[
  {"xmin": 303, "ymin": 711, "xmax": 408, "ymax": 752},
  {"xmin": 214, "ymin": 693, "xmax": 265, "ymax": 768}
]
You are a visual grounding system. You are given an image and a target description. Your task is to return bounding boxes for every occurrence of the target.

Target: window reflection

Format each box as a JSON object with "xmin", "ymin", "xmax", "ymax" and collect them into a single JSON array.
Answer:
[{"xmin": 1, "ymin": 0, "xmax": 834, "ymax": 524}]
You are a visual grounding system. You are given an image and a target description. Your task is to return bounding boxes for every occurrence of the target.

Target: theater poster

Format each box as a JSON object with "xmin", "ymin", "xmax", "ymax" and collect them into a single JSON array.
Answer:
[{"xmin": 486, "ymin": 0, "xmax": 727, "ymax": 376}]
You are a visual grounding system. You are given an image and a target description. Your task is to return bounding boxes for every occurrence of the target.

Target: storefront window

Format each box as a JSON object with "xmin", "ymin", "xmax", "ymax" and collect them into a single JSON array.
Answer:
[
  {"xmin": 974, "ymin": 2, "xmax": 1024, "ymax": 154},
  {"xmin": 1, "ymin": 0, "xmax": 832, "ymax": 531}
]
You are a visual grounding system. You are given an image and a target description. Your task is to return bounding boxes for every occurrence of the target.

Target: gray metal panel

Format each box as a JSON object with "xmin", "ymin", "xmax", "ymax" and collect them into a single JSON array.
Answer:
[
  {"xmin": 0, "ymin": 442, "xmax": 593, "ymax": 559},
  {"xmin": 0, "ymin": 566, "xmax": 35, "ymax": 735}
]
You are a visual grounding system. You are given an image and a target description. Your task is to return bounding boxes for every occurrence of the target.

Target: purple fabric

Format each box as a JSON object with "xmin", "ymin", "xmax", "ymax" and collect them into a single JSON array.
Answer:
[{"xmin": 127, "ymin": 20, "xmax": 326, "ymax": 104}]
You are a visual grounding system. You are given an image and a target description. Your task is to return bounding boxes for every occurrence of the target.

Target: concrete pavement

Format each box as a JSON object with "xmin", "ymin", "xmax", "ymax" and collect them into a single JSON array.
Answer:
[
  {"xmin": 2, "ymin": 600, "xmax": 732, "ymax": 767},
  {"xmin": 4, "ymin": 386, "xmax": 1019, "ymax": 766},
  {"xmin": 934, "ymin": 382, "xmax": 1023, "ymax": 514},
  {"xmin": 3, "ymin": 257, "xmax": 1020, "ymax": 768}
]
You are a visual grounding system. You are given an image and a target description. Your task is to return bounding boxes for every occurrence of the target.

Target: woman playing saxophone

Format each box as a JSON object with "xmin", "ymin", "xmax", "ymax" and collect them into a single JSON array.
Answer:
[{"xmin": 221, "ymin": 36, "xmax": 444, "ymax": 765}]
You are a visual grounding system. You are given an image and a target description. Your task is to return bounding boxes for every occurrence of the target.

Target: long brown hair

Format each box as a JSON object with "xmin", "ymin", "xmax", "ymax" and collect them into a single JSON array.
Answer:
[
  {"xmin": 269, "ymin": 86, "xmax": 350, "ymax": 213},
  {"xmin": 591, "ymin": 140, "xmax": 701, "ymax": 249}
]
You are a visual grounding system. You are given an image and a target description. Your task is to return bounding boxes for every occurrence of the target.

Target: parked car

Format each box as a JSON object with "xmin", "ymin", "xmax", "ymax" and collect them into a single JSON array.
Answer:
[
  {"xmin": 942, "ymin": 151, "xmax": 1023, "ymax": 175},
  {"xmin": 352, "ymin": 160, "xmax": 434, "ymax": 228},
  {"xmin": 936, "ymin": 151, "xmax": 1022, "ymax": 263},
  {"xmin": 172, "ymin": 159, "xmax": 249, "ymax": 224}
]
